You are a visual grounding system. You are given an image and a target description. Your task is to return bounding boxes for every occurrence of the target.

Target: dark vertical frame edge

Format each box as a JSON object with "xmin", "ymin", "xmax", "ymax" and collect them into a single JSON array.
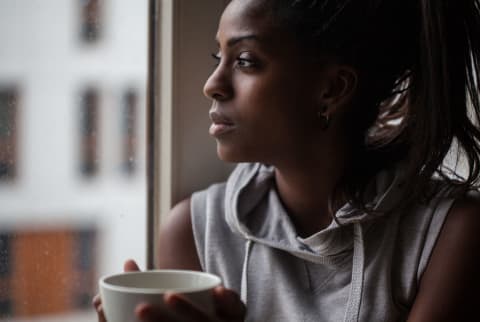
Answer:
[{"xmin": 146, "ymin": 0, "xmax": 159, "ymax": 270}]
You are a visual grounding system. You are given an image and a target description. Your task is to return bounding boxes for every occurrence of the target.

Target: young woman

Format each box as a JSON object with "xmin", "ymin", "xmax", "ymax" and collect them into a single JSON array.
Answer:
[{"xmin": 95, "ymin": 0, "xmax": 480, "ymax": 321}]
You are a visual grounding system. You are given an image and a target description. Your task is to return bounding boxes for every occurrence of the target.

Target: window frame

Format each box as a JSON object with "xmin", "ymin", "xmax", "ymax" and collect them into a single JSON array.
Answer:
[{"xmin": 146, "ymin": 0, "xmax": 233, "ymax": 269}]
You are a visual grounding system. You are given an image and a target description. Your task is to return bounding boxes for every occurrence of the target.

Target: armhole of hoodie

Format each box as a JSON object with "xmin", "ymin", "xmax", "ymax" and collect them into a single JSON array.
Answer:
[
  {"xmin": 191, "ymin": 189, "xmax": 208, "ymax": 271},
  {"xmin": 416, "ymin": 195, "xmax": 456, "ymax": 282}
]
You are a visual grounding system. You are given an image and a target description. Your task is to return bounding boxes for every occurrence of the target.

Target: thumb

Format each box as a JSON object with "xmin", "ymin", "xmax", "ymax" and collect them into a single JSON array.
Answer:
[{"xmin": 124, "ymin": 259, "xmax": 140, "ymax": 272}]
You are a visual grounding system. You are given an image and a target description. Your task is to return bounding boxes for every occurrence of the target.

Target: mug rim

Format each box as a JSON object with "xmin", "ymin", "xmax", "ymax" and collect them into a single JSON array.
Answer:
[{"xmin": 100, "ymin": 269, "xmax": 222, "ymax": 294}]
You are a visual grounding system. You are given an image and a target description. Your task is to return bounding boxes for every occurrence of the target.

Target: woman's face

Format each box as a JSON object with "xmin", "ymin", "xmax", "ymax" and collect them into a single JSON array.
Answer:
[{"xmin": 203, "ymin": 0, "xmax": 324, "ymax": 165}]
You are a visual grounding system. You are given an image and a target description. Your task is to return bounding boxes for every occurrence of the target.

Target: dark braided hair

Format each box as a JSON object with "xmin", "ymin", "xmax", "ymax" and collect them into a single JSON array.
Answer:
[{"xmin": 262, "ymin": 0, "xmax": 480, "ymax": 212}]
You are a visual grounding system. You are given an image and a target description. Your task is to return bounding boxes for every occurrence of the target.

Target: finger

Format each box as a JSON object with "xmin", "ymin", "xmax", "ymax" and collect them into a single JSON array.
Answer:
[
  {"xmin": 213, "ymin": 287, "xmax": 246, "ymax": 319},
  {"xmin": 92, "ymin": 293, "xmax": 101, "ymax": 308},
  {"xmin": 92, "ymin": 293, "xmax": 107, "ymax": 322},
  {"xmin": 95, "ymin": 303, "xmax": 107, "ymax": 322},
  {"xmin": 164, "ymin": 293, "xmax": 212, "ymax": 322},
  {"xmin": 124, "ymin": 259, "xmax": 140, "ymax": 272},
  {"xmin": 135, "ymin": 303, "xmax": 172, "ymax": 322}
]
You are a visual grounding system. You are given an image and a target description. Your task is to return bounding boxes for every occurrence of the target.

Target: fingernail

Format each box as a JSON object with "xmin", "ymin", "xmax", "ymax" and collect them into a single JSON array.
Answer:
[
  {"xmin": 214, "ymin": 286, "xmax": 225, "ymax": 295},
  {"xmin": 136, "ymin": 303, "xmax": 148, "ymax": 314},
  {"xmin": 164, "ymin": 292, "xmax": 179, "ymax": 306}
]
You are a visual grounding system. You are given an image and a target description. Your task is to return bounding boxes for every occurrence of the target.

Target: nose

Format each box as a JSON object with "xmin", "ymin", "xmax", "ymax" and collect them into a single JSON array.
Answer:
[{"xmin": 203, "ymin": 65, "xmax": 233, "ymax": 101}]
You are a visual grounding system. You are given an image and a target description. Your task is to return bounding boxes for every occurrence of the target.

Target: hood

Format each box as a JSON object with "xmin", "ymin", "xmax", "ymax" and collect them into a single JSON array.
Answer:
[
  {"xmin": 225, "ymin": 163, "xmax": 405, "ymax": 322},
  {"xmin": 224, "ymin": 162, "xmax": 404, "ymax": 265}
]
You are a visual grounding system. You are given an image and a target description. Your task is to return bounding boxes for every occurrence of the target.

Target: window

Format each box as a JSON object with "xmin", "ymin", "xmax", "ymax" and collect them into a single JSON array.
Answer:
[
  {"xmin": 0, "ymin": 232, "xmax": 12, "ymax": 319},
  {"xmin": 122, "ymin": 88, "xmax": 138, "ymax": 175},
  {"xmin": 80, "ymin": 86, "xmax": 100, "ymax": 177},
  {"xmin": 80, "ymin": 0, "xmax": 102, "ymax": 43},
  {"xmin": 0, "ymin": 1, "xmax": 147, "ymax": 321},
  {"xmin": 0, "ymin": 88, "xmax": 18, "ymax": 181},
  {"xmin": 9, "ymin": 229, "xmax": 96, "ymax": 316}
]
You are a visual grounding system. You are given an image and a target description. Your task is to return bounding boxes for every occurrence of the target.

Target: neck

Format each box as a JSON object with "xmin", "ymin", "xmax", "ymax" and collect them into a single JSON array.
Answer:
[{"xmin": 273, "ymin": 149, "xmax": 347, "ymax": 237}]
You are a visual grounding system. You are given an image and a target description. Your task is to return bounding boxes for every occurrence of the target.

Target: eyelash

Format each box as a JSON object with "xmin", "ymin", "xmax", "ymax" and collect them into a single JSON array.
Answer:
[
  {"xmin": 211, "ymin": 53, "xmax": 221, "ymax": 67},
  {"xmin": 210, "ymin": 53, "xmax": 258, "ymax": 69}
]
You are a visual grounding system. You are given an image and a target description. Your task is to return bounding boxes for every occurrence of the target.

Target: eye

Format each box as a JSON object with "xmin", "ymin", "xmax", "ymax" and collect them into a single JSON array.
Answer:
[
  {"xmin": 235, "ymin": 52, "xmax": 258, "ymax": 69},
  {"xmin": 211, "ymin": 52, "xmax": 221, "ymax": 67}
]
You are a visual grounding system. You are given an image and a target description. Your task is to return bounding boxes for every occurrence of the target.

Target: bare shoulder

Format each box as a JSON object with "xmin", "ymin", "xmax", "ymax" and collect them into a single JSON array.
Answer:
[
  {"xmin": 407, "ymin": 192, "xmax": 480, "ymax": 322},
  {"xmin": 156, "ymin": 197, "xmax": 202, "ymax": 270}
]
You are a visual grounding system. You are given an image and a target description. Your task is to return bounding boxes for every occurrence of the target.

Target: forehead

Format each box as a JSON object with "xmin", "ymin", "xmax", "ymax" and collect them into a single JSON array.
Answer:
[{"xmin": 217, "ymin": 0, "xmax": 278, "ymax": 41}]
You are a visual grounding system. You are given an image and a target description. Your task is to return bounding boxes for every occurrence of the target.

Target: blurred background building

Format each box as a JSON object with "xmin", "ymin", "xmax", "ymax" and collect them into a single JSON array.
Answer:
[{"xmin": 0, "ymin": 0, "xmax": 148, "ymax": 320}]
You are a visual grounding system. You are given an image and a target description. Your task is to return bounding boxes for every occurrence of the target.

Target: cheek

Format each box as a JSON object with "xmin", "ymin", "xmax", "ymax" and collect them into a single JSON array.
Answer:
[
  {"xmin": 224, "ymin": 70, "xmax": 319, "ymax": 161},
  {"xmin": 238, "ymin": 73, "xmax": 303, "ymax": 113},
  {"xmin": 239, "ymin": 76, "xmax": 316, "ymax": 133}
]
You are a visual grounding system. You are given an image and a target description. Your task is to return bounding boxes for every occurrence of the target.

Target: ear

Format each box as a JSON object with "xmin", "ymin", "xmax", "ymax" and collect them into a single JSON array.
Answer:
[{"xmin": 317, "ymin": 64, "xmax": 358, "ymax": 115}]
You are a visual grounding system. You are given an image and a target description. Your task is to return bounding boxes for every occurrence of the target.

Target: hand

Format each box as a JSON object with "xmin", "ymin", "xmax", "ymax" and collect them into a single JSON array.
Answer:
[
  {"xmin": 93, "ymin": 259, "xmax": 141, "ymax": 322},
  {"xmin": 135, "ymin": 286, "xmax": 246, "ymax": 322}
]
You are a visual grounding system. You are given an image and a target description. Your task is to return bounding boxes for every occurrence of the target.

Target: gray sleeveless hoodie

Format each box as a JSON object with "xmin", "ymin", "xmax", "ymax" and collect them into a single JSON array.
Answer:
[{"xmin": 191, "ymin": 163, "xmax": 456, "ymax": 322}]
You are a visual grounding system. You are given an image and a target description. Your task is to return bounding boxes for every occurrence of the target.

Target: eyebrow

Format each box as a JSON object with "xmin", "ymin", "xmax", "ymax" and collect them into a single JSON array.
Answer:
[{"xmin": 215, "ymin": 34, "xmax": 261, "ymax": 47}]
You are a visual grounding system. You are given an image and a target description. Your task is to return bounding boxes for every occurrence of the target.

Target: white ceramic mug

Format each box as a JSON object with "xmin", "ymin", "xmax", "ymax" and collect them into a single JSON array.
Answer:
[{"xmin": 99, "ymin": 269, "xmax": 222, "ymax": 322}]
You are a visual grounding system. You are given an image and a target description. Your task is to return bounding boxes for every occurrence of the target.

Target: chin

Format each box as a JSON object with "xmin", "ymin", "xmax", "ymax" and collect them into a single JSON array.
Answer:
[{"xmin": 216, "ymin": 144, "xmax": 255, "ymax": 163}]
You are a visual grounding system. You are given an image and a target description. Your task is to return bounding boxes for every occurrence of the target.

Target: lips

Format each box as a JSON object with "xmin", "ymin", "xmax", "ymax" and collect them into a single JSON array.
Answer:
[{"xmin": 209, "ymin": 110, "xmax": 236, "ymax": 137}]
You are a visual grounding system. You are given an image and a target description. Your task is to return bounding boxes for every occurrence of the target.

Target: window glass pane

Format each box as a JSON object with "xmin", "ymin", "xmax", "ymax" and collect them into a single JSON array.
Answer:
[
  {"xmin": 0, "ymin": 88, "xmax": 17, "ymax": 181},
  {"xmin": 121, "ymin": 88, "xmax": 138, "ymax": 176},
  {"xmin": 80, "ymin": 86, "xmax": 100, "ymax": 177},
  {"xmin": 80, "ymin": 0, "xmax": 102, "ymax": 43},
  {"xmin": 0, "ymin": 0, "xmax": 148, "ymax": 321}
]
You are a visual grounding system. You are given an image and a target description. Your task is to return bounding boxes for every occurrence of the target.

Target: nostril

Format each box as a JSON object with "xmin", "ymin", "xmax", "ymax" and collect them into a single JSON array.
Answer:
[{"xmin": 212, "ymin": 93, "xmax": 224, "ymax": 100}]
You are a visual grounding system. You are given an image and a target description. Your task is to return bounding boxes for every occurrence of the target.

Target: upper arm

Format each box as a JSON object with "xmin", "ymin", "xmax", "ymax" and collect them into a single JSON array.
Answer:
[
  {"xmin": 155, "ymin": 197, "xmax": 202, "ymax": 271},
  {"xmin": 407, "ymin": 193, "xmax": 480, "ymax": 322}
]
